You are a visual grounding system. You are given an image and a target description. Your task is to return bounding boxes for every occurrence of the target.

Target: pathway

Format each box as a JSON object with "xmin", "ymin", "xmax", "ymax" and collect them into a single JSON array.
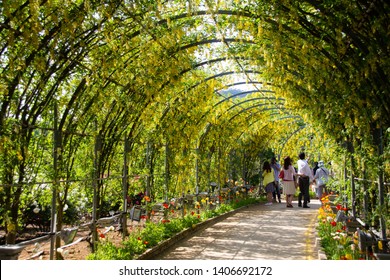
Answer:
[{"xmin": 155, "ymin": 199, "xmax": 322, "ymax": 260}]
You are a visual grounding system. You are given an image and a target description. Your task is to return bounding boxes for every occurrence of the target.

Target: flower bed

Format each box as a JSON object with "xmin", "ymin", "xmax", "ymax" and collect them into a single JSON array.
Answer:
[
  {"xmin": 87, "ymin": 197, "xmax": 260, "ymax": 260},
  {"xmin": 316, "ymin": 194, "xmax": 362, "ymax": 260}
]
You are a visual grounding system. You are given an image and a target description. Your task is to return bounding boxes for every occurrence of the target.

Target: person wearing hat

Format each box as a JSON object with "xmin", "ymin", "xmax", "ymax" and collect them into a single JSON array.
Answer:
[{"xmin": 313, "ymin": 161, "xmax": 330, "ymax": 199}]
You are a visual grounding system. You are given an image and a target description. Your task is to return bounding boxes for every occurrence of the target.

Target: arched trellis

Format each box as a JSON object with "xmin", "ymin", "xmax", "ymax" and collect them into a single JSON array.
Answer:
[
  {"xmin": 194, "ymin": 103, "xmax": 303, "ymax": 191},
  {"xmin": 1, "ymin": 1, "xmax": 388, "ymax": 263}
]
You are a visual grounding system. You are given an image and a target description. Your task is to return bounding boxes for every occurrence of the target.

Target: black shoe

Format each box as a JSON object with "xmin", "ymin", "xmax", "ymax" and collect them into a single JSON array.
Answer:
[
  {"xmin": 303, "ymin": 205, "xmax": 310, "ymax": 208},
  {"xmin": 298, "ymin": 204, "xmax": 302, "ymax": 207}
]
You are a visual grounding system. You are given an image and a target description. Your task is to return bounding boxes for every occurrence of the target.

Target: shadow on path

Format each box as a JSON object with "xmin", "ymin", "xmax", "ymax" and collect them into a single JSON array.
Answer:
[{"xmin": 156, "ymin": 199, "xmax": 322, "ymax": 260}]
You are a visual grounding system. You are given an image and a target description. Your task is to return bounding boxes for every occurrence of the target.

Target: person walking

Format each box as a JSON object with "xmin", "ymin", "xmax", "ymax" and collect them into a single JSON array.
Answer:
[
  {"xmin": 270, "ymin": 157, "xmax": 281, "ymax": 203},
  {"xmin": 280, "ymin": 156, "xmax": 297, "ymax": 207},
  {"xmin": 311, "ymin": 161, "xmax": 319, "ymax": 198},
  {"xmin": 313, "ymin": 161, "xmax": 330, "ymax": 199},
  {"xmin": 262, "ymin": 161, "xmax": 275, "ymax": 206},
  {"xmin": 297, "ymin": 152, "xmax": 313, "ymax": 208}
]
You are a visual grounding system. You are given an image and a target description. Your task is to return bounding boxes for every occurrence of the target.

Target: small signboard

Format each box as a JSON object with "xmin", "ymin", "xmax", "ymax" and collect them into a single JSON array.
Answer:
[{"xmin": 130, "ymin": 206, "xmax": 142, "ymax": 221}]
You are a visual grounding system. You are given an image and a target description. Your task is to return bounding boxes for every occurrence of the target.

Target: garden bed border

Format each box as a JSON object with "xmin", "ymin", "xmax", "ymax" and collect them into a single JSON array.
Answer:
[{"xmin": 137, "ymin": 205, "xmax": 250, "ymax": 260}]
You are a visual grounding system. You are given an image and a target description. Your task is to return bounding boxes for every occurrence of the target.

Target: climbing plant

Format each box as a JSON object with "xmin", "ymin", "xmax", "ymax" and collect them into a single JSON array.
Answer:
[{"xmin": 0, "ymin": 0, "xmax": 388, "ymax": 247}]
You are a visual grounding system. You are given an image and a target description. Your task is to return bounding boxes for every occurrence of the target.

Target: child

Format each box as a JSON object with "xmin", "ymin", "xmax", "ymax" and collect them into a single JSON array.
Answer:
[{"xmin": 262, "ymin": 161, "xmax": 275, "ymax": 205}]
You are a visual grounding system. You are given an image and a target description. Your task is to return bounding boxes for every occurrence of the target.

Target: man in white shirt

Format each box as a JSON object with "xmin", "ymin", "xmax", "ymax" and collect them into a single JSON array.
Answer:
[{"xmin": 297, "ymin": 152, "xmax": 313, "ymax": 208}]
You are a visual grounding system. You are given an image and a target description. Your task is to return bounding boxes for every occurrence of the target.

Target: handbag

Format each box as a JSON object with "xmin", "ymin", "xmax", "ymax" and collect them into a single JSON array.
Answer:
[{"xmin": 278, "ymin": 169, "xmax": 284, "ymax": 179}]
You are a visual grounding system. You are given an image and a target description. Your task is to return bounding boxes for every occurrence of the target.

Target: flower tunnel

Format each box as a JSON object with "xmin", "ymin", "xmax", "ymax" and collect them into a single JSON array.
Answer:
[{"xmin": 0, "ymin": 0, "xmax": 389, "ymax": 259}]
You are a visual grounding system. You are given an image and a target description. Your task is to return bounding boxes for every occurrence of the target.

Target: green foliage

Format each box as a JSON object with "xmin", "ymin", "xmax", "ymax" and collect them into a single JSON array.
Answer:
[{"xmin": 0, "ymin": 0, "xmax": 388, "ymax": 245}]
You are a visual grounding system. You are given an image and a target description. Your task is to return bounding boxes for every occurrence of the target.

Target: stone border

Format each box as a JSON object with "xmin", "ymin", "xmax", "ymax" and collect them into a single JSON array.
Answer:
[{"xmin": 137, "ymin": 205, "xmax": 250, "ymax": 260}]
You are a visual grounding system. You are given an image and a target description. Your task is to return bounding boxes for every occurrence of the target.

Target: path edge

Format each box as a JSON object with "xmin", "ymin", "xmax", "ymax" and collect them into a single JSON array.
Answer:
[{"xmin": 137, "ymin": 204, "xmax": 253, "ymax": 260}]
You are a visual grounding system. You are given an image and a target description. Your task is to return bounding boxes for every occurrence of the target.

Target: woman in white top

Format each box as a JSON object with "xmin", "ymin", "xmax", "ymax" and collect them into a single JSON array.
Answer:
[{"xmin": 280, "ymin": 156, "xmax": 297, "ymax": 207}]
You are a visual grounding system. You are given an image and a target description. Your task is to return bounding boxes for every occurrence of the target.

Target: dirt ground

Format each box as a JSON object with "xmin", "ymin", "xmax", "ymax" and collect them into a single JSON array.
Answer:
[{"xmin": 13, "ymin": 219, "xmax": 147, "ymax": 260}]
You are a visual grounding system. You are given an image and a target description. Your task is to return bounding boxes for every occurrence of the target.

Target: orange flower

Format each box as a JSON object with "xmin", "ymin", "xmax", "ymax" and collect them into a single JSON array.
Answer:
[
  {"xmin": 144, "ymin": 196, "xmax": 151, "ymax": 202},
  {"xmin": 97, "ymin": 229, "xmax": 105, "ymax": 239}
]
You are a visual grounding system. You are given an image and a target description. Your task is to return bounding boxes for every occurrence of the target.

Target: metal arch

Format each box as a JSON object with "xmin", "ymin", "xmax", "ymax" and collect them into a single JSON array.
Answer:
[
  {"xmin": 159, "ymin": 10, "xmax": 256, "ymax": 24},
  {"xmin": 159, "ymin": 69, "xmax": 271, "ymax": 124},
  {"xmin": 110, "ymin": 10, "xmax": 264, "ymax": 94},
  {"xmin": 229, "ymin": 116, "xmax": 303, "ymax": 148},
  {"xmin": 276, "ymin": 125, "xmax": 307, "ymax": 157},
  {"xmin": 193, "ymin": 88, "xmax": 283, "ymax": 128},
  {"xmin": 177, "ymin": 38, "xmax": 255, "ymax": 53},
  {"xmin": 227, "ymin": 97, "xmax": 284, "ymax": 111},
  {"xmin": 184, "ymin": 70, "xmax": 266, "ymax": 93},
  {"xmin": 198, "ymin": 110, "xmax": 301, "ymax": 150},
  {"xmin": 177, "ymin": 56, "xmax": 254, "ymax": 81},
  {"xmin": 198, "ymin": 87, "xmax": 298, "ymax": 126},
  {"xmin": 216, "ymin": 81, "xmax": 265, "ymax": 90},
  {"xmin": 198, "ymin": 101, "xmax": 301, "ymax": 143},
  {"xmin": 213, "ymin": 90, "xmax": 278, "ymax": 107},
  {"xmin": 227, "ymin": 105, "xmax": 286, "ymax": 123}
]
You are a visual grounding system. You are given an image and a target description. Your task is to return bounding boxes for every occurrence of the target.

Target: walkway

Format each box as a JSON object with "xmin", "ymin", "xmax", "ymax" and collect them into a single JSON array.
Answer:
[{"xmin": 156, "ymin": 199, "xmax": 322, "ymax": 260}]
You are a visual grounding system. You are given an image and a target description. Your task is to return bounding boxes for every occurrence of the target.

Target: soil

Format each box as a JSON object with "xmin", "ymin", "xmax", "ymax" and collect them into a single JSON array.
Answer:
[{"xmin": 3, "ymin": 218, "xmax": 149, "ymax": 260}]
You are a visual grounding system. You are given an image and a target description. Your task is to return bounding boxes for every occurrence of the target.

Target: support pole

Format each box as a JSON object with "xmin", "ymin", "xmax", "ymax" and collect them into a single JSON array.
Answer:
[
  {"xmin": 195, "ymin": 147, "xmax": 200, "ymax": 195},
  {"xmin": 145, "ymin": 141, "xmax": 152, "ymax": 215},
  {"xmin": 122, "ymin": 136, "xmax": 130, "ymax": 239},
  {"xmin": 50, "ymin": 102, "xmax": 59, "ymax": 260},
  {"xmin": 375, "ymin": 127, "xmax": 386, "ymax": 241},
  {"xmin": 91, "ymin": 128, "xmax": 101, "ymax": 252},
  {"xmin": 164, "ymin": 141, "xmax": 169, "ymax": 201},
  {"xmin": 350, "ymin": 145, "xmax": 356, "ymax": 217},
  {"xmin": 343, "ymin": 144, "xmax": 349, "ymax": 208},
  {"xmin": 217, "ymin": 146, "xmax": 221, "ymax": 204},
  {"xmin": 362, "ymin": 162, "xmax": 369, "ymax": 218}
]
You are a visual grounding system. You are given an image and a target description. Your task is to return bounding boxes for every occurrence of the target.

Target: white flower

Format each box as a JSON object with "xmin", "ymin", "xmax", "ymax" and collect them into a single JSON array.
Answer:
[
  {"xmin": 63, "ymin": 204, "xmax": 68, "ymax": 211},
  {"xmin": 33, "ymin": 207, "xmax": 40, "ymax": 214}
]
